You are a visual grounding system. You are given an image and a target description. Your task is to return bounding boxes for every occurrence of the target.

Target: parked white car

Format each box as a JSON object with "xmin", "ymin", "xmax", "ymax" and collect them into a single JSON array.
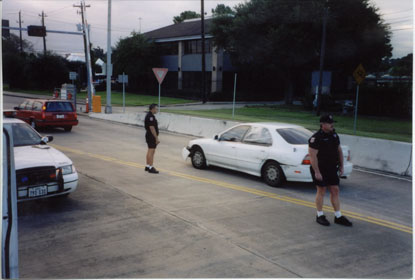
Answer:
[
  {"xmin": 182, "ymin": 122, "xmax": 353, "ymax": 187},
  {"xmin": 4, "ymin": 117, "xmax": 79, "ymax": 201}
]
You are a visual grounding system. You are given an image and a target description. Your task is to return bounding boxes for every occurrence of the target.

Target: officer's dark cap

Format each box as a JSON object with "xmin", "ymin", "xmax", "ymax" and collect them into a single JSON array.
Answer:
[
  {"xmin": 320, "ymin": 114, "xmax": 336, "ymax": 123},
  {"xmin": 149, "ymin": 103, "xmax": 158, "ymax": 110}
]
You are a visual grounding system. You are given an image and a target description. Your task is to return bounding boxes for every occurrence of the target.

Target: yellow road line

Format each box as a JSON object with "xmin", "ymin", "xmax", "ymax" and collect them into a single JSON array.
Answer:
[{"xmin": 53, "ymin": 144, "xmax": 413, "ymax": 234}]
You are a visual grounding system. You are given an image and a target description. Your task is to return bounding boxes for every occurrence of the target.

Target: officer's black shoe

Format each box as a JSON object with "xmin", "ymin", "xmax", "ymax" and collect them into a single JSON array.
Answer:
[
  {"xmin": 316, "ymin": 215, "xmax": 330, "ymax": 226},
  {"xmin": 145, "ymin": 166, "xmax": 149, "ymax": 171},
  {"xmin": 334, "ymin": 216, "xmax": 353, "ymax": 227},
  {"xmin": 148, "ymin": 167, "xmax": 159, "ymax": 174}
]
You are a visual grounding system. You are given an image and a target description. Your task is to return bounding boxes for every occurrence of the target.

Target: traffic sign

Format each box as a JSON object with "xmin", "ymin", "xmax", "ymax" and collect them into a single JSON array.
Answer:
[
  {"xmin": 69, "ymin": 72, "xmax": 77, "ymax": 81},
  {"xmin": 118, "ymin": 74, "xmax": 128, "ymax": 83},
  {"xmin": 353, "ymin": 64, "xmax": 366, "ymax": 85},
  {"xmin": 152, "ymin": 68, "xmax": 168, "ymax": 84}
]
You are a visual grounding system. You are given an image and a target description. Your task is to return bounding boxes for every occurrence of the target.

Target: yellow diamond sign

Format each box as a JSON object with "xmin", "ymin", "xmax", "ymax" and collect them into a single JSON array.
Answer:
[{"xmin": 353, "ymin": 64, "xmax": 366, "ymax": 85}]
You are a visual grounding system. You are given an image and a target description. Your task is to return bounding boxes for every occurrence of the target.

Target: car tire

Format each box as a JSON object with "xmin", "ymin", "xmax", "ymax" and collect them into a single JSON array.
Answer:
[
  {"xmin": 64, "ymin": 126, "xmax": 73, "ymax": 132},
  {"xmin": 262, "ymin": 161, "xmax": 284, "ymax": 187},
  {"xmin": 191, "ymin": 147, "xmax": 207, "ymax": 169}
]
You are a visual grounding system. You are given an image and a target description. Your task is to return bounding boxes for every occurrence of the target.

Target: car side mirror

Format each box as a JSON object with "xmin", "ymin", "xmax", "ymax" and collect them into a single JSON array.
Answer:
[
  {"xmin": 214, "ymin": 135, "xmax": 219, "ymax": 140},
  {"xmin": 40, "ymin": 136, "xmax": 53, "ymax": 144}
]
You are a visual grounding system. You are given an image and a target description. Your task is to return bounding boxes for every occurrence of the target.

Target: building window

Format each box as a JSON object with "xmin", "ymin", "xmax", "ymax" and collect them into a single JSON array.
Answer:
[
  {"xmin": 184, "ymin": 39, "xmax": 211, "ymax": 54},
  {"xmin": 158, "ymin": 42, "xmax": 178, "ymax": 55}
]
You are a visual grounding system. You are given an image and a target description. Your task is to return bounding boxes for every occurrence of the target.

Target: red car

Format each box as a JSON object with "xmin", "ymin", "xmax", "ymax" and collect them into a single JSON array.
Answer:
[{"xmin": 14, "ymin": 99, "xmax": 78, "ymax": 132}]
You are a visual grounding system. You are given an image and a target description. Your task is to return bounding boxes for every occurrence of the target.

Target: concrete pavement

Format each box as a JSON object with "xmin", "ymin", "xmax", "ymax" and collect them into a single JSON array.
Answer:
[{"xmin": 18, "ymin": 116, "xmax": 412, "ymax": 278}]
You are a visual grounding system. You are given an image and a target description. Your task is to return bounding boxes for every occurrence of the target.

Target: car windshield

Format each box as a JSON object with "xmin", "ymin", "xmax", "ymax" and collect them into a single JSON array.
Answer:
[
  {"xmin": 11, "ymin": 123, "xmax": 42, "ymax": 147},
  {"xmin": 277, "ymin": 127, "xmax": 313, "ymax": 145},
  {"xmin": 45, "ymin": 102, "xmax": 74, "ymax": 112}
]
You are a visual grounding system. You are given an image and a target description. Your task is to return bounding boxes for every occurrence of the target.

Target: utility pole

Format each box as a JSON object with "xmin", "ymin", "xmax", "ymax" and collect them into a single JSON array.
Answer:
[
  {"xmin": 316, "ymin": 0, "xmax": 329, "ymax": 116},
  {"xmin": 138, "ymin": 17, "xmax": 142, "ymax": 33},
  {"xmin": 74, "ymin": 1, "xmax": 93, "ymax": 111},
  {"xmin": 39, "ymin": 11, "xmax": 47, "ymax": 54},
  {"xmin": 201, "ymin": 0, "xmax": 206, "ymax": 103},
  {"xmin": 17, "ymin": 10, "xmax": 23, "ymax": 53},
  {"xmin": 105, "ymin": 0, "xmax": 112, "ymax": 114}
]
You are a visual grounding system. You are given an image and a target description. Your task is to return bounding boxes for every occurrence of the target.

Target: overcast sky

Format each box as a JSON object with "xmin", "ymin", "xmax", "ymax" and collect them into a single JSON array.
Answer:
[{"xmin": 2, "ymin": 0, "xmax": 413, "ymax": 58}]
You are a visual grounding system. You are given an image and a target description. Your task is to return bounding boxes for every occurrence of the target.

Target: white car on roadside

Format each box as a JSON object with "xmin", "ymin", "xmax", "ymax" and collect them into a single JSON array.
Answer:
[
  {"xmin": 182, "ymin": 122, "xmax": 353, "ymax": 187},
  {"xmin": 4, "ymin": 117, "xmax": 79, "ymax": 201}
]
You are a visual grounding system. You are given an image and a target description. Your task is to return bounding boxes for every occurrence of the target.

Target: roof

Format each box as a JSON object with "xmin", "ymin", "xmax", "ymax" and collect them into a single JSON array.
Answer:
[
  {"xmin": 144, "ymin": 18, "xmax": 213, "ymax": 42},
  {"xmin": 3, "ymin": 117, "xmax": 25, "ymax": 124},
  {"xmin": 242, "ymin": 122, "xmax": 305, "ymax": 129}
]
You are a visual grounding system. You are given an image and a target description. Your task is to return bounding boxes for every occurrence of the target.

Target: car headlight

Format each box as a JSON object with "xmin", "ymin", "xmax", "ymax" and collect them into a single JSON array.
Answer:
[{"xmin": 61, "ymin": 165, "xmax": 75, "ymax": 175}]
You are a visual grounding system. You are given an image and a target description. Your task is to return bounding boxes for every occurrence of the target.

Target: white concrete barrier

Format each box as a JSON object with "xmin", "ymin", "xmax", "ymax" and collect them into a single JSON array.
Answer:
[
  {"xmin": 340, "ymin": 134, "xmax": 412, "ymax": 177},
  {"xmin": 89, "ymin": 112, "xmax": 412, "ymax": 177}
]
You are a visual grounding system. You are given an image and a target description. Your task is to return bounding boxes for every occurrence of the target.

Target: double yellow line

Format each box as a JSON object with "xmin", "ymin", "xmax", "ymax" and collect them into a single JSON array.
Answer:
[{"xmin": 53, "ymin": 144, "xmax": 413, "ymax": 235}]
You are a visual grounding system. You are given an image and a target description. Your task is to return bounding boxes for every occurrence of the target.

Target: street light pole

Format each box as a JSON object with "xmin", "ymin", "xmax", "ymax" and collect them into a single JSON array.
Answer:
[
  {"xmin": 105, "ymin": 0, "xmax": 112, "ymax": 114},
  {"xmin": 201, "ymin": 0, "xmax": 207, "ymax": 103},
  {"xmin": 316, "ymin": 0, "xmax": 329, "ymax": 116}
]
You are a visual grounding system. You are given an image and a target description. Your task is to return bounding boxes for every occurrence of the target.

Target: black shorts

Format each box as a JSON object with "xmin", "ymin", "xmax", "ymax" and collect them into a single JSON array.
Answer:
[
  {"xmin": 310, "ymin": 166, "xmax": 339, "ymax": 187},
  {"xmin": 146, "ymin": 134, "xmax": 157, "ymax": 149}
]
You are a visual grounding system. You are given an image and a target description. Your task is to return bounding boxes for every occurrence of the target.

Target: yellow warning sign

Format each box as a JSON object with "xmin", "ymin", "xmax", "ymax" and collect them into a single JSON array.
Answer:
[{"xmin": 353, "ymin": 64, "xmax": 366, "ymax": 85}]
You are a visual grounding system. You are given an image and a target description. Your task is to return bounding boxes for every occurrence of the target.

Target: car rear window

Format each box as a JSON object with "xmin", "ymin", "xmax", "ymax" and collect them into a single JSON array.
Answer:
[
  {"xmin": 45, "ymin": 102, "xmax": 74, "ymax": 112},
  {"xmin": 277, "ymin": 127, "xmax": 313, "ymax": 145}
]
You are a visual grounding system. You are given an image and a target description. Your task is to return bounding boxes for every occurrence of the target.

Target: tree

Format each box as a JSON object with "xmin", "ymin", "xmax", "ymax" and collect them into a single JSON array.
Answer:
[
  {"xmin": 91, "ymin": 46, "xmax": 105, "ymax": 61},
  {"xmin": 211, "ymin": 0, "xmax": 392, "ymax": 104},
  {"xmin": 173, "ymin": 11, "xmax": 200, "ymax": 24},
  {"xmin": 2, "ymin": 33, "xmax": 34, "ymax": 54},
  {"xmin": 27, "ymin": 52, "xmax": 69, "ymax": 90},
  {"xmin": 390, "ymin": 53, "xmax": 412, "ymax": 77},
  {"xmin": 212, "ymin": 4, "xmax": 234, "ymax": 16},
  {"xmin": 112, "ymin": 32, "xmax": 160, "ymax": 91}
]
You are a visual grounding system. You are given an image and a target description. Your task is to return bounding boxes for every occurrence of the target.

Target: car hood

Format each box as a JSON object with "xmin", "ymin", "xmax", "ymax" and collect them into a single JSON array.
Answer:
[{"xmin": 14, "ymin": 145, "xmax": 73, "ymax": 170}]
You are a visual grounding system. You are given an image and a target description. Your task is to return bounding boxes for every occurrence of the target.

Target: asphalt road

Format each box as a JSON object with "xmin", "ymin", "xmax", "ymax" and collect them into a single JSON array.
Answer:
[{"xmin": 4, "ymin": 95, "xmax": 413, "ymax": 278}]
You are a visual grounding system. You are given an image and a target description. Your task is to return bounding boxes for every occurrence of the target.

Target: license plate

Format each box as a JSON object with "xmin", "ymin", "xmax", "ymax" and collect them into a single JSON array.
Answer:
[
  {"xmin": 28, "ymin": 186, "xmax": 48, "ymax": 198},
  {"xmin": 56, "ymin": 114, "xmax": 65, "ymax": 119}
]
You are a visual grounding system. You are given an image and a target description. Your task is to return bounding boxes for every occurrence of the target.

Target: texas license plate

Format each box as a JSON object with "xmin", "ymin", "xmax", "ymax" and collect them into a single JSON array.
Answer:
[
  {"xmin": 28, "ymin": 186, "xmax": 48, "ymax": 198},
  {"xmin": 56, "ymin": 115, "xmax": 65, "ymax": 119}
]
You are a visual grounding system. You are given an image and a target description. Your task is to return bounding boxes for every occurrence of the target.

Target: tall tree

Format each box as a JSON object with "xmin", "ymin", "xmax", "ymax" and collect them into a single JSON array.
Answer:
[
  {"xmin": 112, "ymin": 32, "xmax": 160, "ymax": 91},
  {"xmin": 212, "ymin": 4, "xmax": 234, "ymax": 16},
  {"xmin": 211, "ymin": 0, "xmax": 392, "ymax": 104},
  {"xmin": 390, "ymin": 53, "xmax": 412, "ymax": 77},
  {"xmin": 173, "ymin": 11, "xmax": 201, "ymax": 24}
]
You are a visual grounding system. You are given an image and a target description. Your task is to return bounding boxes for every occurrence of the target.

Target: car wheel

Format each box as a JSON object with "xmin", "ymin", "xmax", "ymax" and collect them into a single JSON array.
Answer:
[
  {"xmin": 64, "ymin": 126, "xmax": 73, "ymax": 132},
  {"xmin": 191, "ymin": 147, "xmax": 207, "ymax": 169},
  {"xmin": 262, "ymin": 161, "xmax": 284, "ymax": 187}
]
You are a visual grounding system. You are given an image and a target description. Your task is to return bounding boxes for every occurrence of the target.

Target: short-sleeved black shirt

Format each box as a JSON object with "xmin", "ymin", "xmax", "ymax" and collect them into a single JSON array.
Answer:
[
  {"xmin": 144, "ymin": 112, "xmax": 159, "ymax": 137},
  {"xmin": 308, "ymin": 129, "xmax": 340, "ymax": 168}
]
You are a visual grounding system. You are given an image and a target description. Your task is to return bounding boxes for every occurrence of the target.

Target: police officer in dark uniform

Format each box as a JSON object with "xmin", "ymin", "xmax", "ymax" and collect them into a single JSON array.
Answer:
[
  {"xmin": 144, "ymin": 104, "xmax": 160, "ymax": 174},
  {"xmin": 308, "ymin": 114, "xmax": 352, "ymax": 227}
]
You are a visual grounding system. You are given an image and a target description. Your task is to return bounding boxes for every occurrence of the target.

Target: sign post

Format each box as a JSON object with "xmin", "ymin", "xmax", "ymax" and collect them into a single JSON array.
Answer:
[
  {"xmin": 152, "ymin": 68, "xmax": 168, "ymax": 111},
  {"xmin": 118, "ymin": 73, "xmax": 128, "ymax": 113},
  {"xmin": 352, "ymin": 64, "xmax": 366, "ymax": 134},
  {"xmin": 69, "ymin": 72, "xmax": 77, "ymax": 111},
  {"xmin": 232, "ymin": 73, "xmax": 237, "ymax": 118}
]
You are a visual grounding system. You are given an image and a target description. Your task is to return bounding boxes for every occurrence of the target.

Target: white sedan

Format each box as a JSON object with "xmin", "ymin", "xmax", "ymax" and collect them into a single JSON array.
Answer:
[
  {"xmin": 182, "ymin": 122, "xmax": 353, "ymax": 187},
  {"xmin": 4, "ymin": 117, "xmax": 79, "ymax": 202}
]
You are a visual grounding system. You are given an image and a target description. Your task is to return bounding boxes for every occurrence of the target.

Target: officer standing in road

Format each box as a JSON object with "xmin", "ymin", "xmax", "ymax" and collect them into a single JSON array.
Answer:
[
  {"xmin": 308, "ymin": 114, "xmax": 352, "ymax": 227},
  {"xmin": 145, "ymin": 104, "xmax": 160, "ymax": 174}
]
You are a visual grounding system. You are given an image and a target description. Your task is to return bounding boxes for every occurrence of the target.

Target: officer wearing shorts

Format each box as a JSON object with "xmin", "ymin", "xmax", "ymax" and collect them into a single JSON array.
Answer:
[
  {"xmin": 144, "ymin": 104, "xmax": 160, "ymax": 174},
  {"xmin": 308, "ymin": 114, "xmax": 352, "ymax": 227}
]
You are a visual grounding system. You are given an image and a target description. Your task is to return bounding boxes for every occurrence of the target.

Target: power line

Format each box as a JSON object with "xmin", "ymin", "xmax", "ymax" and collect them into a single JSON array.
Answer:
[{"xmin": 390, "ymin": 27, "xmax": 413, "ymax": 31}]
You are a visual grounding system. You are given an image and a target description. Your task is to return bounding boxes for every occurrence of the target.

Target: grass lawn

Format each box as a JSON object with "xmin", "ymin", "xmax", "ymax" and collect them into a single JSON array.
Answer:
[
  {"xmin": 4, "ymin": 86, "xmax": 194, "ymax": 106},
  {"xmin": 164, "ymin": 106, "xmax": 412, "ymax": 143},
  {"xmin": 77, "ymin": 91, "xmax": 194, "ymax": 106}
]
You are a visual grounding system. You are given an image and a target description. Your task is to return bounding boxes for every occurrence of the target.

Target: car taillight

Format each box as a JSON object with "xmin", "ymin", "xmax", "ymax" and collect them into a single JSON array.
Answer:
[
  {"xmin": 302, "ymin": 154, "xmax": 311, "ymax": 165},
  {"xmin": 74, "ymin": 112, "xmax": 77, "ymax": 119},
  {"xmin": 347, "ymin": 150, "xmax": 351, "ymax": 161}
]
